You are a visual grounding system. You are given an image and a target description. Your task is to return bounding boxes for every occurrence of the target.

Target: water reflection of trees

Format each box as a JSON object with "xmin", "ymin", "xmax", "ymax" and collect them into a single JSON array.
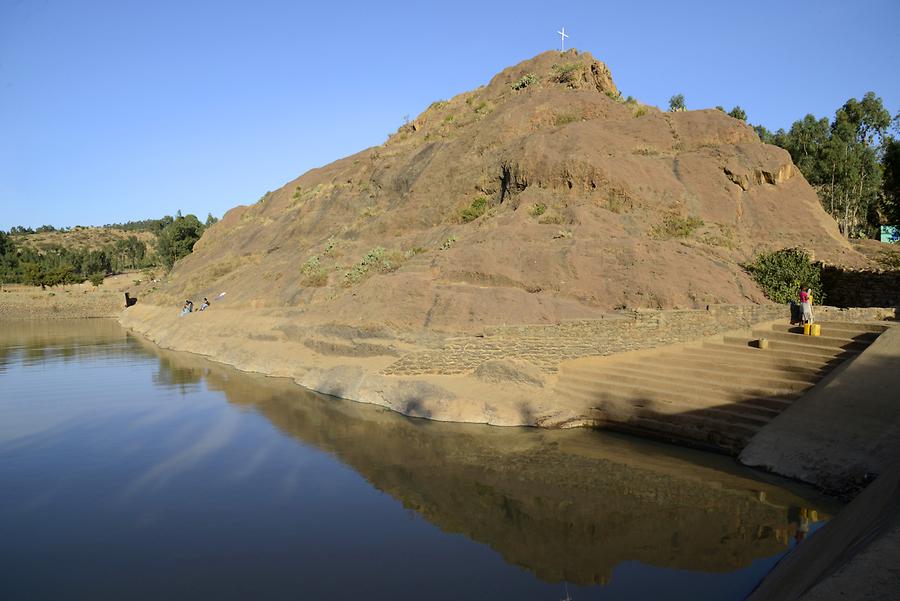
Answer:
[
  {"xmin": 143, "ymin": 342, "xmax": 840, "ymax": 587},
  {"xmin": 0, "ymin": 319, "xmax": 144, "ymax": 372},
  {"xmin": 152, "ymin": 355, "xmax": 206, "ymax": 393}
]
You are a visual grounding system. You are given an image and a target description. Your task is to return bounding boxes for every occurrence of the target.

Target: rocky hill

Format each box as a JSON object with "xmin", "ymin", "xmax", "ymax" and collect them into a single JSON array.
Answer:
[{"xmin": 149, "ymin": 49, "xmax": 868, "ymax": 334}]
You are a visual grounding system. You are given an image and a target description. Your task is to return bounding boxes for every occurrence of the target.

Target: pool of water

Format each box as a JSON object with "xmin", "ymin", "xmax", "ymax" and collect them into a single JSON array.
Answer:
[{"xmin": 0, "ymin": 319, "xmax": 838, "ymax": 600}]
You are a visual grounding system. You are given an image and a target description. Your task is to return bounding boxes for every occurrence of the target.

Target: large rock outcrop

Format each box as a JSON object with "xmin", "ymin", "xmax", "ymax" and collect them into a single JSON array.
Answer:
[{"xmin": 146, "ymin": 50, "xmax": 868, "ymax": 334}]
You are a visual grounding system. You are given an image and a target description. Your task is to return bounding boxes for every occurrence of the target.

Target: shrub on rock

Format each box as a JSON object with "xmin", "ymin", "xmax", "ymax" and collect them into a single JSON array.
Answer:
[{"xmin": 745, "ymin": 248, "xmax": 824, "ymax": 304}]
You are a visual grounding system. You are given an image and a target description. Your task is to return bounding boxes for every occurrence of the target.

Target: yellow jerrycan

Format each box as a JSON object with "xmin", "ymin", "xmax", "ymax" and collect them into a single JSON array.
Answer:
[
  {"xmin": 803, "ymin": 323, "xmax": 811, "ymax": 335},
  {"xmin": 811, "ymin": 324, "xmax": 821, "ymax": 336}
]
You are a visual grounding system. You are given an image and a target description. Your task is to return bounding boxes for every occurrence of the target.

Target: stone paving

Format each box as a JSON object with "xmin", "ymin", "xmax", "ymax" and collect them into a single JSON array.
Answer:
[{"xmin": 381, "ymin": 304, "xmax": 893, "ymax": 376}]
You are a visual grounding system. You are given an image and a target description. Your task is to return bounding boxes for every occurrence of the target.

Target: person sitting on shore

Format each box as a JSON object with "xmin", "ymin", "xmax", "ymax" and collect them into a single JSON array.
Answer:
[
  {"xmin": 180, "ymin": 300, "xmax": 193, "ymax": 316},
  {"xmin": 199, "ymin": 297, "xmax": 210, "ymax": 311}
]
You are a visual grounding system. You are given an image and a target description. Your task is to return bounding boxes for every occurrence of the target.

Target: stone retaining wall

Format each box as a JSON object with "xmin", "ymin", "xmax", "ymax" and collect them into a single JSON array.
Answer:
[
  {"xmin": 821, "ymin": 266, "xmax": 900, "ymax": 308},
  {"xmin": 382, "ymin": 304, "xmax": 895, "ymax": 376}
]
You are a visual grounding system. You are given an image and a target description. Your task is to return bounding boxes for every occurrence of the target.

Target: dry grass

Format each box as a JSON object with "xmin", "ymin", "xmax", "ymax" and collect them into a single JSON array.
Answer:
[
  {"xmin": 605, "ymin": 189, "xmax": 632, "ymax": 214},
  {"xmin": 529, "ymin": 203, "xmax": 547, "ymax": 217},
  {"xmin": 632, "ymin": 145, "xmax": 660, "ymax": 156},
  {"xmin": 206, "ymin": 258, "xmax": 242, "ymax": 280},
  {"xmin": 554, "ymin": 112, "xmax": 581, "ymax": 127},
  {"xmin": 650, "ymin": 214, "xmax": 705, "ymax": 239},
  {"xmin": 699, "ymin": 224, "xmax": 737, "ymax": 249},
  {"xmin": 538, "ymin": 213, "xmax": 564, "ymax": 225}
]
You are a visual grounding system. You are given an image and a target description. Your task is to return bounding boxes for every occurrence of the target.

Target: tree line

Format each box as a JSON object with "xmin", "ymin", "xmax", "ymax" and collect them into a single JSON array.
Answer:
[
  {"xmin": 1, "ymin": 212, "xmax": 217, "ymax": 287},
  {"xmin": 755, "ymin": 93, "xmax": 897, "ymax": 237},
  {"xmin": 669, "ymin": 91, "xmax": 899, "ymax": 238}
]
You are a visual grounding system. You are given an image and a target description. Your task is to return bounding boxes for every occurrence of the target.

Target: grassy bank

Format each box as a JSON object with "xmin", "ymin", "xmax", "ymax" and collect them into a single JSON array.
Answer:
[{"xmin": 0, "ymin": 274, "xmax": 136, "ymax": 319}]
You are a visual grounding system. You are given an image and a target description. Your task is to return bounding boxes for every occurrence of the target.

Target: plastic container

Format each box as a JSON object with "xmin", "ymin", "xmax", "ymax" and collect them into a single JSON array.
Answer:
[
  {"xmin": 811, "ymin": 324, "xmax": 821, "ymax": 336},
  {"xmin": 803, "ymin": 323, "xmax": 811, "ymax": 335}
]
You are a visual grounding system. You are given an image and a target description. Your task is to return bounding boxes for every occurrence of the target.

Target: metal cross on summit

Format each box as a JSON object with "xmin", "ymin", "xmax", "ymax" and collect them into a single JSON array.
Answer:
[{"xmin": 557, "ymin": 27, "xmax": 569, "ymax": 51}]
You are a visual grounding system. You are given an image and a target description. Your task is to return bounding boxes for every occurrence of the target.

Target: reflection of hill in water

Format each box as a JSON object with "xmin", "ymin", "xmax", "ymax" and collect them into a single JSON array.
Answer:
[{"xmin": 135, "ymin": 336, "xmax": 838, "ymax": 586}]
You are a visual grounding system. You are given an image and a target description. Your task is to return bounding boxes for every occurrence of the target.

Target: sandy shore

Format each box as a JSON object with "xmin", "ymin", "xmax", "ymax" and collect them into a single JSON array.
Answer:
[{"xmin": 118, "ymin": 303, "xmax": 558, "ymax": 426}]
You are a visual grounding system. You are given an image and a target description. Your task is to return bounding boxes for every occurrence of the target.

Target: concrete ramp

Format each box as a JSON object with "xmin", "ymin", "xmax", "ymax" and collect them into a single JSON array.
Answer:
[{"xmin": 554, "ymin": 320, "xmax": 892, "ymax": 454}]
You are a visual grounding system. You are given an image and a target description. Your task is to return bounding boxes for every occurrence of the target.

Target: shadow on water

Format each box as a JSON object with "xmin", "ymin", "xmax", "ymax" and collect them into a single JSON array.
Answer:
[{"xmin": 132, "ymin": 336, "xmax": 840, "ymax": 587}]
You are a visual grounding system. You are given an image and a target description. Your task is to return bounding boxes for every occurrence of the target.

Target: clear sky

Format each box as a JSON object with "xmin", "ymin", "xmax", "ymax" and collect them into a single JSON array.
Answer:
[{"xmin": 2, "ymin": 0, "xmax": 898, "ymax": 230}]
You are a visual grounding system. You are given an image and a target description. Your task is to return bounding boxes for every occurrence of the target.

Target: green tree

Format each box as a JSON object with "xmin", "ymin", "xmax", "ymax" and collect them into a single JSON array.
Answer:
[
  {"xmin": 22, "ymin": 262, "xmax": 48, "ymax": 289},
  {"xmin": 881, "ymin": 136, "xmax": 900, "ymax": 224},
  {"xmin": 0, "ymin": 232, "xmax": 18, "ymax": 284},
  {"xmin": 205, "ymin": 213, "xmax": 219, "ymax": 227},
  {"xmin": 114, "ymin": 235, "xmax": 147, "ymax": 269},
  {"xmin": 784, "ymin": 115, "xmax": 831, "ymax": 183},
  {"xmin": 668, "ymin": 94, "xmax": 686, "ymax": 112},
  {"xmin": 157, "ymin": 214, "xmax": 204, "ymax": 269},
  {"xmin": 0, "ymin": 231, "xmax": 14, "ymax": 257},
  {"xmin": 728, "ymin": 106, "xmax": 747, "ymax": 121},
  {"xmin": 45, "ymin": 264, "xmax": 78, "ymax": 287},
  {"xmin": 753, "ymin": 124, "xmax": 775, "ymax": 144},
  {"xmin": 81, "ymin": 249, "xmax": 112, "ymax": 276},
  {"xmin": 127, "ymin": 236, "xmax": 147, "ymax": 268},
  {"xmin": 825, "ymin": 93, "xmax": 890, "ymax": 236},
  {"xmin": 762, "ymin": 92, "xmax": 892, "ymax": 237}
]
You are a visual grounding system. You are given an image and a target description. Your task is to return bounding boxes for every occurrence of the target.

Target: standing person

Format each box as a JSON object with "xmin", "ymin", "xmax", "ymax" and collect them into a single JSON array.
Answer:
[{"xmin": 799, "ymin": 286, "xmax": 813, "ymax": 326}]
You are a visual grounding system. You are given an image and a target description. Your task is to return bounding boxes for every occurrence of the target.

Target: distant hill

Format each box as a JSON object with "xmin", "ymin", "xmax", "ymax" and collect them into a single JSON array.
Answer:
[
  {"xmin": 11, "ymin": 227, "xmax": 159, "ymax": 260},
  {"xmin": 149, "ymin": 49, "xmax": 872, "ymax": 333}
]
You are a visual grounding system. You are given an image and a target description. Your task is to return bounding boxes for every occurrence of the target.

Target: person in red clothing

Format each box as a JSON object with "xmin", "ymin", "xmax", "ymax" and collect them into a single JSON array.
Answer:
[{"xmin": 799, "ymin": 285, "xmax": 813, "ymax": 325}]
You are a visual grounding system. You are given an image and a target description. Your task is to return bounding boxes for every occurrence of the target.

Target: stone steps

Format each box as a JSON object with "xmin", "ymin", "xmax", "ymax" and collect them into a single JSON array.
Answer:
[
  {"xmin": 555, "ymin": 319, "xmax": 886, "ymax": 454},
  {"xmin": 688, "ymin": 345, "xmax": 832, "ymax": 374},
  {"xmin": 556, "ymin": 377, "xmax": 790, "ymax": 420},
  {"xmin": 649, "ymin": 355, "xmax": 820, "ymax": 385},
  {"xmin": 588, "ymin": 407, "xmax": 761, "ymax": 454},
  {"xmin": 722, "ymin": 335, "xmax": 860, "ymax": 358},
  {"xmin": 573, "ymin": 354, "xmax": 821, "ymax": 390},
  {"xmin": 750, "ymin": 329, "xmax": 875, "ymax": 350},
  {"xmin": 807, "ymin": 320, "xmax": 891, "ymax": 334},
  {"xmin": 769, "ymin": 322, "xmax": 884, "ymax": 339},
  {"xmin": 582, "ymin": 362, "xmax": 812, "ymax": 394},
  {"xmin": 696, "ymin": 343, "xmax": 836, "ymax": 372}
]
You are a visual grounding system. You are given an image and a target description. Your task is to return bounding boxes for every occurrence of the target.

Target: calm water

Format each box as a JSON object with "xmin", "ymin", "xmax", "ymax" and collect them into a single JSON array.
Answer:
[{"xmin": 0, "ymin": 320, "xmax": 838, "ymax": 600}]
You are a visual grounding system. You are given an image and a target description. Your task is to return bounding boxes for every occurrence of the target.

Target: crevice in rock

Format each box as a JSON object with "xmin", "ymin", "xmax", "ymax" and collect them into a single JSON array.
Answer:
[{"xmin": 499, "ymin": 161, "xmax": 529, "ymax": 203}]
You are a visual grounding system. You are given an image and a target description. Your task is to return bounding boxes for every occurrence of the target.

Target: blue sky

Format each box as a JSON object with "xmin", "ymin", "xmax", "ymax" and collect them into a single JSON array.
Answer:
[{"xmin": 2, "ymin": 0, "xmax": 898, "ymax": 230}]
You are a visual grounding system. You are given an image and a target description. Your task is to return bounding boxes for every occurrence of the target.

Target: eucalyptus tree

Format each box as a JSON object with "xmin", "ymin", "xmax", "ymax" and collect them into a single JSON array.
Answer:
[{"xmin": 759, "ymin": 92, "xmax": 893, "ymax": 237}]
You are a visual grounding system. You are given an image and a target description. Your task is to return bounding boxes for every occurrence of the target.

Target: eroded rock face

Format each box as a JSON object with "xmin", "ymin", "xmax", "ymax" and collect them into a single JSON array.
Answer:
[{"xmin": 151, "ymin": 50, "xmax": 870, "ymax": 333}]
